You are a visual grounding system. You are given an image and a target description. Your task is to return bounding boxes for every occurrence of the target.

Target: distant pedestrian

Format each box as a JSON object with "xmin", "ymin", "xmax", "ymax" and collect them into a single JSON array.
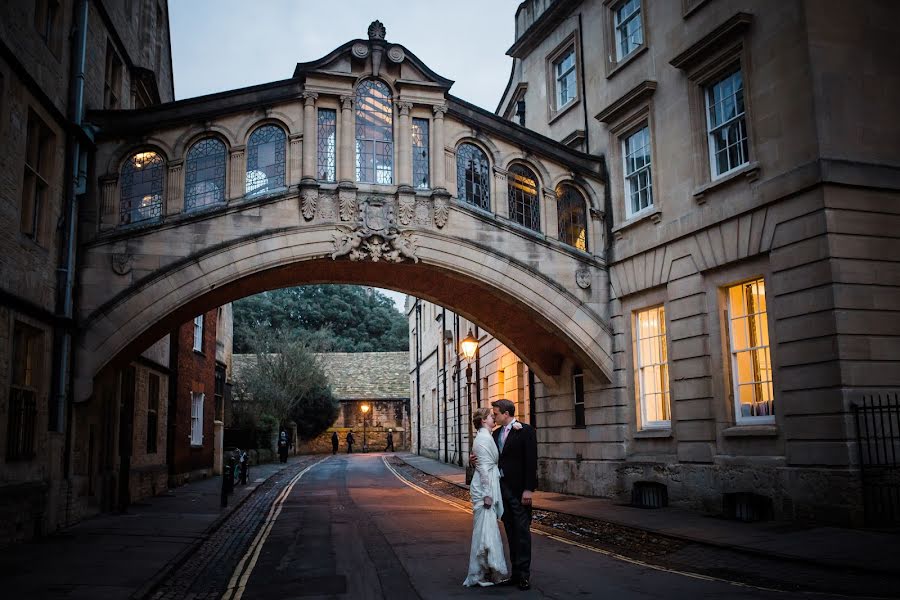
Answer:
[
  {"xmin": 346, "ymin": 431, "xmax": 355, "ymax": 454},
  {"xmin": 278, "ymin": 431, "xmax": 289, "ymax": 463},
  {"xmin": 331, "ymin": 431, "xmax": 339, "ymax": 455},
  {"xmin": 385, "ymin": 429, "xmax": 395, "ymax": 452}
]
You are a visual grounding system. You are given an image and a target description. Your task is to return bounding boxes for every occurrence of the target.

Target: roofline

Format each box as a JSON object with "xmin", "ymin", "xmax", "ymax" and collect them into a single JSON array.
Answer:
[
  {"xmin": 507, "ymin": 0, "xmax": 581, "ymax": 59},
  {"xmin": 495, "ymin": 57, "xmax": 517, "ymax": 116},
  {"xmin": 447, "ymin": 95, "xmax": 604, "ymax": 180}
]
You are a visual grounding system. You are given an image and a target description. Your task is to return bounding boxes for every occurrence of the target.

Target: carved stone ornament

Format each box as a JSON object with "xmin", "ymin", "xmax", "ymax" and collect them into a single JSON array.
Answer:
[
  {"xmin": 398, "ymin": 195, "xmax": 415, "ymax": 225},
  {"xmin": 433, "ymin": 196, "xmax": 449, "ymax": 228},
  {"xmin": 414, "ymin": 198, "xmax": 430, "ymax": 226},
  {"xmin": 387, "ymin": 45, "xmax": 405, "ymax": 63},
  {"xmin": 367, "ymin": 20, "xmax": 386, "ymax": 41},
  {"xmin": 332, "ymin": 196, "xmax": 419, "ymax": 263},
  {"xmin": 339, "ymin": 188, "xmax": 357, "ymax": 221},
  {"xmin": 576, "ymin": 267, "xmax": 591, "ymax": 289},
  {"xmin": 318, "ymin": 195, "xmax": 335, "ymax": 220},
  {"xmin": 112, "ymin": 253, "xmax": 133, "ymax": 276},
  {"xmin": 300, "ymin": 186, "xmax": 318, "ymax": 221},
  {"xmin": 351, "ymin": 42, "xmax": 369, "ymax": 59}
]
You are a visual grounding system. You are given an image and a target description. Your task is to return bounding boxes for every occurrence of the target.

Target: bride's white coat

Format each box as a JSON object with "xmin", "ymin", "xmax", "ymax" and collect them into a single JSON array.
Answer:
[{"xmin": 463, "ymin": 427, "xmax": 509, "ymax": 587}]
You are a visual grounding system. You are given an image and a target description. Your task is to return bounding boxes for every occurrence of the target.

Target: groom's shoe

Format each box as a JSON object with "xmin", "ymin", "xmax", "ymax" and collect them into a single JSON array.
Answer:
[
  {"xmin": 498, "ymin": 577, "xmax": 517, "ymax": 587},
  {"xmin": 517, "ymin": 577, "xmax": 531, "ymax": 591}
]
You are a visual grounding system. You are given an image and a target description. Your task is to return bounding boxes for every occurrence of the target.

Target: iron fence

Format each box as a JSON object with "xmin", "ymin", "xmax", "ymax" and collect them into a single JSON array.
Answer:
[{"xmin": 853, "ymin": 393, "xmax": 900, "ymax": 526}]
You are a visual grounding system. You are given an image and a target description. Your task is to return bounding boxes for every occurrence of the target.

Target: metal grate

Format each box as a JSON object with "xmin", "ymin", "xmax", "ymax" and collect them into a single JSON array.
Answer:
[
  {"xmin": 854, "ymin": 393, "xmax": 900, "ymax": 525},
  {"xmin": 632, "ymin": 481, "xmax": 668, "ymax": 509}
]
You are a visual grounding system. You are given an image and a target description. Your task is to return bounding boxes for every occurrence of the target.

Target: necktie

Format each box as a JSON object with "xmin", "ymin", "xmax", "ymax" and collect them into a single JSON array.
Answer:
[{"xmin": 499, "ymin": 425, "xmax": 509, "ymax": 452}]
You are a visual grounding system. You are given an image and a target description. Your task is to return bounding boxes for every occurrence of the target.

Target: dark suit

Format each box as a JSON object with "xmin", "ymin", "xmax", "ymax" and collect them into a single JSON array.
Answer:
[{"xmin": 493, "ymin": 420, "xmax": 537, "ymax": 582}]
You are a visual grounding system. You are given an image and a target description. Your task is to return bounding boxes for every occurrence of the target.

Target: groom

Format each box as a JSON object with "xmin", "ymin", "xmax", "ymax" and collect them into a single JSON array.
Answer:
[{"xmin": 491, "ymin": 399, "xmax": 537, "ymax": 591}]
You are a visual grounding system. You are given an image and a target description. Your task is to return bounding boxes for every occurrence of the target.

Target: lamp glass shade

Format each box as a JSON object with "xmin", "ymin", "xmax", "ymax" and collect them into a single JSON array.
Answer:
[
  {"xmin": 460, "ymin": 329, "xmax": 479, "ymax": 362},
  {"xmin": 360, "ymin": 404, "xmax": 370, "ymax": 413}
]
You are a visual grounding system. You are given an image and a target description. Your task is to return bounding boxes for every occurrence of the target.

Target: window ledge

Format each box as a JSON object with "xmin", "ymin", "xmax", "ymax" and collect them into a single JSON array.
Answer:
[
  {"xmin": 634, "ymin": 428, "xmax": 672, "ymax": 439},
  {"xmin": 571, "ymin": 425, "xmax": 587, "ymax": 430},
  {"xmin": 548, "ymin": 97, "xmax": 581, "ymax": 126},
  {"xmin": 722, "ymin": 424, "xmax": 778, "ymax": 438},
  {"xmin": 612, "ymin": 208, "xmax": 661, "ymax": 239},
  {"xmin": 693, "ymin": 161, "xmax": 759, "ymax": 203},
  {"xmin": 607, "ymin": 45, "xmax": 648, "ymax": 80}
]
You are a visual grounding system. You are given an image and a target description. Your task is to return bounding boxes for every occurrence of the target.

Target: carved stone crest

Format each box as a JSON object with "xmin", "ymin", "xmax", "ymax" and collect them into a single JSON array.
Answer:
[
  {"xmin": 332, "ymin": 196, "xmax": 419, "ymax": 263},
  {"xmin": 112, "ymin": 253, "xmax": 133, "ymax": 276},
  {"xmin": 576, "ymin": 267, "xmax": 591, "ymax": 289},
  {"xmin": 433, "ymin": 195, "xmax": 449, "ymax": 228}
]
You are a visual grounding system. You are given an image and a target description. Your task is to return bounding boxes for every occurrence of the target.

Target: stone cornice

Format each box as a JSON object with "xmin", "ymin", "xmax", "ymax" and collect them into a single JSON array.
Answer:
[
  {"xmin": 507, "ymin": 0, "xmax": 580, "ymax": 59},
  {"xmin": 669, "ymin": 12, "xmax": 753, "ymax": 71},
  {"xmin": 595, "ymin": 80, "xmax": 657, "ymax": 124}
]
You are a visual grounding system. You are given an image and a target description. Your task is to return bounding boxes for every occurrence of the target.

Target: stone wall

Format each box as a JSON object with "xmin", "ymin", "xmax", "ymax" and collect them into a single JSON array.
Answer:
[{"xmin": 301, "ymin": 399, "xmax": 410, "ymax": 454}]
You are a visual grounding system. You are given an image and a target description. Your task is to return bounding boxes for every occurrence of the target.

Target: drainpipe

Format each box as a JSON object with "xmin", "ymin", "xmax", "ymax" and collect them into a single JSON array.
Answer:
[
  {"xmin": 474, "ymin": 325, "xmax": 482, "ymax": 414},
  {"xmin": 455, "ymin": 313, "xmax": 462, "ymax": 466},
  {"xmin": 59, "ymin": 0, "xmax": 89, "ymax": 482},
  {"xmin": 415, "ymin": 301, "xmax": 421, "ymax": 455},
  {"xmin": 442, "ymin": 307, "xmax": 448, "ymax": 464}
]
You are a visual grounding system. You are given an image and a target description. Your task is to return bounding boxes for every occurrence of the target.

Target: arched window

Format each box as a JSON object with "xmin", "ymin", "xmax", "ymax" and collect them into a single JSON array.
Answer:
[
  {"xmin": 456, "ymin": 143, "xmax": 491, "ymax": 211},
  {"xmin": 556, "ymin": 184, "xmax": 588, "ymax": 251},
  {"xmin": 120, "ymin": 151, "xmax": 164, "ymax": 225},
  {"xmin": 355, "ymin": 79, "xmax": 393, "ymax": 184},
  {"xmin": 245, "ymin": 125, "xmax": 285, "ymax": 196},
  {"xmin": 507, "ymin": 164, "xmax": 540, "ymax": 231},
  {"xmin": 184, "ymin": 138, "xmax": 226, "ymax": 211}
]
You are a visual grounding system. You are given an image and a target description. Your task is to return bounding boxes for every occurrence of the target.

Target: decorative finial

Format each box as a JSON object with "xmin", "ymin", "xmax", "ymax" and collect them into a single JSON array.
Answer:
[{"xmin": 368, "ymin": 20, "xmax": 386, "ymax": 41}]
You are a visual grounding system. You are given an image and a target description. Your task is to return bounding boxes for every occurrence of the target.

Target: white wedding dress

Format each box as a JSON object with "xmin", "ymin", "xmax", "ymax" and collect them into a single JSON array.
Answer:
[{"xmin": 463, "ymin": 427, "xmax": 509, "ymax": 587}]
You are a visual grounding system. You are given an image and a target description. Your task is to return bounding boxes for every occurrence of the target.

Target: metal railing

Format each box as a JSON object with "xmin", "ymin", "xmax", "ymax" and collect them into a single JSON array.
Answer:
[{"xmin": 853, "ymin": 393, "xmax": 900, "ymax": 525}]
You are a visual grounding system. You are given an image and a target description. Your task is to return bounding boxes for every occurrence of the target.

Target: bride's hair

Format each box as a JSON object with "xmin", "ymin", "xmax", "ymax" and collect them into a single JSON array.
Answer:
[{"xmin": 472, "ymin": 407, "xmax": 492, "ymax": 429}]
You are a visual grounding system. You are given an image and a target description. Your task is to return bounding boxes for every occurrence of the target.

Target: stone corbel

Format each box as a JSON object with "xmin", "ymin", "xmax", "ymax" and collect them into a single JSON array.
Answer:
[{"xmin": 432, "ymin": 188, "xmax": 451, "ymax": 228}]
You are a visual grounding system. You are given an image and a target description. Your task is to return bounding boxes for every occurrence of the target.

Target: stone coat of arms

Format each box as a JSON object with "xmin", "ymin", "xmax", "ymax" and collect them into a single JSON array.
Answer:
[{"xmin": 332, "ymin": 196, "xmax": 419, "ymax": 263}]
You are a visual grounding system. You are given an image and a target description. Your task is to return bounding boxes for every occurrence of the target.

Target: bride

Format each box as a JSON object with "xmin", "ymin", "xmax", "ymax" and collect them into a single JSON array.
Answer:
[{"xmin": 463, "ymin": 407, "xmax": 509, "ymax": 587}]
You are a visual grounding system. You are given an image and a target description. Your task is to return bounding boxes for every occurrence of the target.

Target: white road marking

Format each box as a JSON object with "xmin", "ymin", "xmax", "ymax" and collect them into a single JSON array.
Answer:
[{"xmin": 221, "ymin": 456, "xmax": 329, "ymax": 600}]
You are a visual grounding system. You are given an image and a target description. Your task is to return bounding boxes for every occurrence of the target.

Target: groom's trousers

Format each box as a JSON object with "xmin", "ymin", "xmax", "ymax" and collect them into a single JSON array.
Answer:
[{"xmin": 500, "ymin": 480, "xmax": 532, "ymax": 580}]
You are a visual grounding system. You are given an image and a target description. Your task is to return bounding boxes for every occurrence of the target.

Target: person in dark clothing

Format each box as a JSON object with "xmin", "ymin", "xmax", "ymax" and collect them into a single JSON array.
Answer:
[
  {"xmin": 331, "ymin": 431, "xmax": 339, "ymax": 455},
  {"xmin": 346, "ymin": 431, "xmax": 355, "ymax": 454},
  {"xmin": 385, "ymin": 429, "xmax": 395, "ymax": 452},
  {"xmin": 278, "ymin": 431, "xmax": 290, "ymax": 463}
]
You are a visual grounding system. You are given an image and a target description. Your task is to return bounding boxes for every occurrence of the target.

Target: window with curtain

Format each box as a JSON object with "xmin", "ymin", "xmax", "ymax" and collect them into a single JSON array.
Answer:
[
  {"xmin": 245, "ymin": 125, "xmax": 286, "ymax": 196},
  {"xmin": 412, "ymin": 117, "xmax": 429, "ymax": 189},
  {"xmin": 456, "ymin": 143, "xmax": 491, "ymax": 211},
  {"xmin": 184, "ymin": 138, "xmax": 226, "ymax": 211},
  {"xmin": 317, "ymin": 108, "xmax": 337, "ymax": 182},
  {"xmin": 355, "ymin": 80, "xmax": 393, "ymax": 184},
  {"xmin": 507, "ymin": 164, "xmax": 541, "ymax": 231},
  {"xmin": 727, "ymin": 278, "xmax": 774, "ymax": 423},
  {"xmin": 120, "ymin": 151, "xmax": 164, "ymax": 225},
  {"xmin": 706, "ymin": 69, "xmax": 749, "ymax": 178},
  {"xmin": 634, "ymin": 306, "xmax": 671, "ymax": 429},
  {"xmin": 193, "ymin": 315, "xmax": 203, "ymax": 352},
  {"xmin": 190, "ymin": 392, "xmax": 204, "ymax": 446},
  {"xmin": 556, "ymin": 184, "xmax": 588, "ymax": 251}
]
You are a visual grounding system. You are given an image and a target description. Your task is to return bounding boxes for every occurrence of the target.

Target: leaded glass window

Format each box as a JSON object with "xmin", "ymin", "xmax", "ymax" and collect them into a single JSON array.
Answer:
[
  {"xmin": 456, "ymin": 143, "xmax": 490, "ymax": 211},
  {"xmin": 557, "ymin": 184, "xmax": 588, "ymax": 251},
  {"xmin": 245, "ymin": 125, "xmax": 286, "ymax": 197},
  {"xmin": 706, "ymin": 69, "xmax": 749, "ymax": 178},
  {"xmin": 355, "ymin": 80, "xmax": 393, "ymax": 184},
  {"xmin": 412, "ymin": 118, "xmax": 429, "ymax": 189},
  {"xmin": 507, "ymin": 164, "xmax": 540, "ymax": 232},
  {"xmin": 184, "ymin": 138, "xmax": 226, "ymax": 211},
  {"xmin": 317, "ymin": 109, "xmax": 336, "ymax": 182},
  {"xmin": 120, "ymin": 151, "xmax": 163, "ymax": 225}
]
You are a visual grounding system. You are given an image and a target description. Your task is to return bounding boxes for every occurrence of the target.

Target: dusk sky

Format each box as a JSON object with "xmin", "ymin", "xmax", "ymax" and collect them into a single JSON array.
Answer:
[{"xmin": 169, "ymin": 0, "xmax": 522, "ymax": 311}]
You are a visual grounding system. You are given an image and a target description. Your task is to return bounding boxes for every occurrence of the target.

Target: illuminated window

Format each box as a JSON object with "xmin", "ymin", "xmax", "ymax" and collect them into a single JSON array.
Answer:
[
  {"xmin": 634, "ymin": 306, "xmax": 670, "ymax": 429},
  {"xmin": 556, "ymin": 184, "xmax": 588, "ymax": 251},
  {"xmin": 246, "ymin": 125, "xmax": 286, "ymax": 196},
  {"xmin": 355, "ymin": 80, "xmax": 393, "ymax": 184},
  {"xmin": 727, "ymin": 278, "xmax": 774, "ymax": 423},
  {"xmin": 184, "ymin": 138, "xmax": 226, "ymax": 211},
  {"xmin": 507, "ymin": 164, "xmax": 540, "ymax": 232},
  {"xmin": 120, "ymin": 151, "xmax": 164, "ymax": 225}
]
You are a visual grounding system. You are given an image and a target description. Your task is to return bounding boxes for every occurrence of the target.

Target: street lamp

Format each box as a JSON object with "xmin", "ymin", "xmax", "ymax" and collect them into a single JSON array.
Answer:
[
  {"xmin": 360, "ymin": 403, "xmax": 370, "ymax": 453},
  {"xmin": 460, "ymin": 328, "xmax": 479, "ymax": 485}
]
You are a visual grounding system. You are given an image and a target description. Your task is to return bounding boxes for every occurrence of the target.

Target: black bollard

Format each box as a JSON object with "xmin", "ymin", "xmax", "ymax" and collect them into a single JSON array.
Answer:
[{"xmin": 221, "ymin": 457, "xmax": 234, "ymax": 507}]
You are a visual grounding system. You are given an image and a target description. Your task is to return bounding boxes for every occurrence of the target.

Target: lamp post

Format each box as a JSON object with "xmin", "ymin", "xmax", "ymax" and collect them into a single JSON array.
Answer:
[
  {"xmin": 460, "ymin": 328, "xmax": 479, "ymax": 485},
  {"xmin": 360, "ymin": 403, "xmax": 370, "ymax": 453}
]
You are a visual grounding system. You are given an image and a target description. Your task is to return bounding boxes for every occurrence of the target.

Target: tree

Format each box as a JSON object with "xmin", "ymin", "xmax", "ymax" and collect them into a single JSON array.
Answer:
[
  {"xmin": 233, "ymin": 285, "xmax": 408, "ymax": 353},
  {"xmin": 233, "ymin": 329, "xmax": 339, "ymax": 440}
]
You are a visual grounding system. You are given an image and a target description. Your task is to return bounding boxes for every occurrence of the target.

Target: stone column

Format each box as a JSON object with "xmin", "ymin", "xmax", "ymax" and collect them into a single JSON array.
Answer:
[
  {"xmin": 229, "ymin": 146, "xmax": 246, "ymax": 199},
  {"xmin": 289, "ymin": 134, "xmax": 303, "ymax": 187},
  {"xmin": 542, "ymin": 188, "xmax": 557, "ymax": 238},
  {"xmin": 432, "ymin": 104, "xmax": 447, "ymax": 190},
  {"xmin": 338, "ymin": 95, "xmax": 355, "ymax": 184},
  {"xmin": 99, "ymin": 175, "xmax": 118, "ymax": 231},
  {"xmin": 301, "ymin": 92, "xmax": 318, "ymax": 183},
  {"xmin": 166, "ymin": 160, "xmax": 184, "ymax": 216},
  {"xmin": 396, "ymin": 101, "xmax": 413, "ymax": 189}
]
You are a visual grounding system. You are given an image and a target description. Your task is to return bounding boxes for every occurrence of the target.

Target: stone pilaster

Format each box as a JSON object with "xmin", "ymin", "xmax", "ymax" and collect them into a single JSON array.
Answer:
[
  {"xmin": 99, "ymin": 175, "xmax": 118, "ymax": 230},
  {"xmin": 229, "ymin": 146, "xmax": 246, "ymax": 198},
  {"xmin": 301, "ymin": 92, "xmax": 318, "ymax": 183},
  {"xmin": 289, "ymin": 134, "xmax": 303, "ymax": 187},
  {"xmin": 396, "ymin": 101, "xmax": 413, "ymax": 190},
  {"xmin": 432, "ymin": 104, "xmax": 447, "ymax": 191},
  {"xmin": 166, "ymin": 160, "xmax": 184, "ymax": 216},
  {"xmin": 493, "ymin": 166, "xmax": 508, "ymax": 219},
  {"xmin": 542, "ymin": 188, "xmax": 557, "ymax": 239},
  {"xmin": 338, "ymin": 95, "xmax": 355, "ymax": 184}
]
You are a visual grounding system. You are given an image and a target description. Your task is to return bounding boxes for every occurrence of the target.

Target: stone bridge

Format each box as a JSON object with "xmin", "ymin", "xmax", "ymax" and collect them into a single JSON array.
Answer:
[{"xmin": 76, "ymin": 22, "xmax": 612, "ymax": 401}]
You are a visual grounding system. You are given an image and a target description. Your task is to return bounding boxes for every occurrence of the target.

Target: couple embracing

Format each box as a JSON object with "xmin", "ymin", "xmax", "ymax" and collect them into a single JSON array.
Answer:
[{"xmin": 463, "ymin": 399, "xmax": 537, "ymax": 591}]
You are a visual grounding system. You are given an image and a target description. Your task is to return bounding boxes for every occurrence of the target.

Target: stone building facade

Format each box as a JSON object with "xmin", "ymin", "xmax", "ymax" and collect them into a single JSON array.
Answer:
[
  {"xmin": 483, "ymin": 0, "xmax": 900, "ymax": 523},
  {"xmin": 0, "ymin": 0, "xmax": 175, "ymax": 543}
]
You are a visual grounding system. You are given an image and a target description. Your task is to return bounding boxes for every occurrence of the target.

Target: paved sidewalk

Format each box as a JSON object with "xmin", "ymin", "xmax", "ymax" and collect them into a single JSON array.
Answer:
[
  {"xmin": 397, "ymin": 452, "xmax": 900, "ymax": 577},
  {"xmin": 0, "ymin": 456, "xmax": 304, "ymax": 600}
]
